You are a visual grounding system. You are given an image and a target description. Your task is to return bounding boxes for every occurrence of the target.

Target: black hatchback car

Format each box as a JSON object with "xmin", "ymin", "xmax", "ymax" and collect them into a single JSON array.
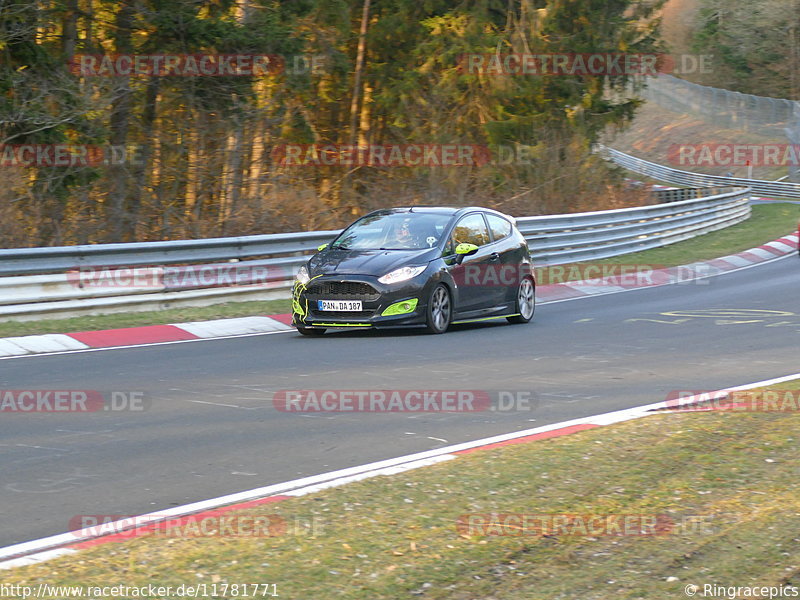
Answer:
[{"xmin": 291, "ymin": 206, "xmax": 535, "ymax": 335}]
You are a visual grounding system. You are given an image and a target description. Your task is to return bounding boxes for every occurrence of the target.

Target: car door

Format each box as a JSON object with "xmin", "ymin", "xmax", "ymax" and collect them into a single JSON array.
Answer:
[
  {"xmin": 484, "ymin": 212, "xmax": 521, "ymax": 306},
  {"xmin": 446, "ymin": 212, "xmax": 500, "ymax": 313}
]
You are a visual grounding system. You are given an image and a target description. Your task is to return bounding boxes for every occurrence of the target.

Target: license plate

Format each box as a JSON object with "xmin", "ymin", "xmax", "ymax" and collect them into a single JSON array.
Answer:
[{"xmin": 318, "ymin": 299, "xmax": 362, "ymax": 311}]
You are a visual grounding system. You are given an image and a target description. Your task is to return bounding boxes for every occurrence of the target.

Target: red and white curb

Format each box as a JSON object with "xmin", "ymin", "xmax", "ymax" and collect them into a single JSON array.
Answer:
[
  {"xmin": 0, "ymin": 232, "xmax": 796, "ymax": 359},
  {"xmin": 0, "ymin": 315, "xmax": 293, "ymax": 358},
  {"xmin": 2, "ymin": 371, "xmax": 797, "ymax": 571}
]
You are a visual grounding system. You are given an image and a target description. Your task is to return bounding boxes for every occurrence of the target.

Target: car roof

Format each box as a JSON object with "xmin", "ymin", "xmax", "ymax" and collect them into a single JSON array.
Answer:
[{"xmin": 365, "ymin": 206, "xmax": 512, "ymax": 219}]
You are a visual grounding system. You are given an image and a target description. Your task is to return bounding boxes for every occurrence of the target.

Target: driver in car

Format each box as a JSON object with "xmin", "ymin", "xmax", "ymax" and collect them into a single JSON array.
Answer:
[{"xmin": 391, "ymin": 219, "xmax": 418, "ymax": 248}]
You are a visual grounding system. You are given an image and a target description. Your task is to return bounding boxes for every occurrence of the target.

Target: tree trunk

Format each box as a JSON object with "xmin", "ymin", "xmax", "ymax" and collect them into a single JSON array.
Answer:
[
  {"xmin": 107, "ymin": 0, "xmax": 135, "ymax": 241},
  {"xmin": 129, "ymin": 78, "xmax": 160, "ymax": 239},
  {"xmin": 348, "ymin": 0, "xmax": 371, "ymax": 149},
  {"xmin": 61, "ymin": 0, "xmax": 78, "ymax": 60}
]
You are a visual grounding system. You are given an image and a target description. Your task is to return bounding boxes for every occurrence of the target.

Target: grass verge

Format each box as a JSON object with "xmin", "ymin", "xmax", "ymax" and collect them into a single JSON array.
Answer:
[
  {"xmin": 4, "ymin": 380, "xmax": 799, "ymax": 599},
  {"xmin": 1, "ymin": 203, "xmax": 795, "ymax": 338}
]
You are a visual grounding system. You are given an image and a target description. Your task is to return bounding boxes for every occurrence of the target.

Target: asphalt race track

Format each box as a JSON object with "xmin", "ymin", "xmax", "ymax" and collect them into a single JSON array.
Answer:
[{"xmin": 1, "ymin": 255, "xmax": 797, "ymax": 548}]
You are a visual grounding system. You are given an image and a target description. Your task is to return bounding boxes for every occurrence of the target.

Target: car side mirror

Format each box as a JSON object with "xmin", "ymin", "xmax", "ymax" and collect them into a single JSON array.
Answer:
[
  {"xmin": 454, "ymin": 243, "xmax": 479, "ymax": 264},
  {"xmin": 317, "ymin": 243, "xmax": 329, "ymax": 252}
]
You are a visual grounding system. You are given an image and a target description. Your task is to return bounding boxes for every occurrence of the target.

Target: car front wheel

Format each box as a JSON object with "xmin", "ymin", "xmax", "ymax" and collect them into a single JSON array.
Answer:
[
  {"xmin": 425, "ymin": 283, "xmax": 452, "ymax": 334},
  {"xmin": 507, "ymin": 276, "xmax": 535, "ymax": 324}
]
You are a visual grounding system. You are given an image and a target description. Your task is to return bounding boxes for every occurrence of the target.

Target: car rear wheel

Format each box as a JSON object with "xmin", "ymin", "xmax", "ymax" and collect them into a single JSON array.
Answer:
[
  {"xmin": 426, "ymin": 284, "xmax": 452, "ymax": 334},
  {"xmin": 296, "ymin": 324, "xmax": 326, "ymax": 336},
  {"xmin": 507, "ymin": 277, "xmax": 535, "ymax": 324}
]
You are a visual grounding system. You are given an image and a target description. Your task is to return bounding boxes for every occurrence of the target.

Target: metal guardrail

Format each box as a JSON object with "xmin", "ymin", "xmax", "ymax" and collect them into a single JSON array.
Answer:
[
  {"xmin": 0, "ymin": 230, "xmax": 340, "ymax": 277},
  {"xmin": 519, "ymin": 187, "xmax": 750, "ymax": 264},
  {"xmin": 599, "ymin": 145, "xmax": 800, "ymax": 199},
  {"xmin": 647, "ymin": 186, "xmax": 733, "ymax": 203},
  {"xmin": 0, "ymin": 183, "xmax": 751, "ymax": 320}
]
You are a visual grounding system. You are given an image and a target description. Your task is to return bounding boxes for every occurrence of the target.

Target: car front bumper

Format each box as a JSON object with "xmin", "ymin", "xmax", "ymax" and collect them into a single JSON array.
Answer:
[{"xmin": 291, "ymin": 273, "xmax": 433, "ymax": 329}]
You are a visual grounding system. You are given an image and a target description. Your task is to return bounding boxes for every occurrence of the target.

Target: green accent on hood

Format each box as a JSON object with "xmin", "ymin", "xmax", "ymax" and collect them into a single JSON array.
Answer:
[{"xmin": 381, "ymin": 298, "xmax": 419, "ymax": 316}]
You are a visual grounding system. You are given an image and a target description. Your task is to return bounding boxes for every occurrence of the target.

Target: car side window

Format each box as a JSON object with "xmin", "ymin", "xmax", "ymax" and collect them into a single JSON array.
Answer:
[
  {"xmin": 451, "ymin": 213, "xmax": 490, "ymax": 247},
  {"xmin": 442, "ymin": 237, "xmax": 455, "ymax": 256},
  {"xmin": 486, "ymin": 214, "xmax": 512, "ymax": 241}
]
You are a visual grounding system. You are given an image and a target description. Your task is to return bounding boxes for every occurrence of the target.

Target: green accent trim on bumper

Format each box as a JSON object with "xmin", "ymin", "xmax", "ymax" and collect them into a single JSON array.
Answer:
[
  {"xmin": 381, "ymin": 298, "xmax": 419, "ymax": 316},
  {"xmin": 313, "ymin": 322, "xmax": 372, "ymax": 327},
  {"xmin": 453, "ymin": 313, "xmax": 519, "ymax": 325},
  {"xmin": 291, "ymin": 274, "xmax": 323, "ymax": 323}
]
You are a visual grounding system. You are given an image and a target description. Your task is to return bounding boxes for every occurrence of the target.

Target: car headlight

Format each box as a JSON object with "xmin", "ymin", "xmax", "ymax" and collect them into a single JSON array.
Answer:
[
  {"xmin": 378, "ymin": 265, "xmax": 426, "ymax": 284},
  {"xmin": 295, "ymin": 265, "xmax": 310, "ymax": 285}
]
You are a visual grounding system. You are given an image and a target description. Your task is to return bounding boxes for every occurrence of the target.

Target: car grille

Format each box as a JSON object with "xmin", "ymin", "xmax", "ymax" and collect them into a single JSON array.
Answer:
[{"xmin": 306, "ymin": 281, "xmax": 380, "ymax": 301}]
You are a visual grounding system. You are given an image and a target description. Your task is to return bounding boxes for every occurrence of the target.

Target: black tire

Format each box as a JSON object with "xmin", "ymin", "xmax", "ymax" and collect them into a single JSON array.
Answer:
[
  {"xmin": 507, "ymin": 276, "xmax": 535, "ymax": 324},
  {"xmin": 296, "ymin": 324, "xmax": 326, "ymax": 336},
  {"xmin": 425, "ymin": 283, "xmax": 452, "ymax": 334}
]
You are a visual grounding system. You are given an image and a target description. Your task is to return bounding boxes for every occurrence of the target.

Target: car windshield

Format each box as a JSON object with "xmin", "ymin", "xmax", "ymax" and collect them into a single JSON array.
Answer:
[{"xmin": 331, "ymin": 212, "xmax": 452, "ymax": 250}]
